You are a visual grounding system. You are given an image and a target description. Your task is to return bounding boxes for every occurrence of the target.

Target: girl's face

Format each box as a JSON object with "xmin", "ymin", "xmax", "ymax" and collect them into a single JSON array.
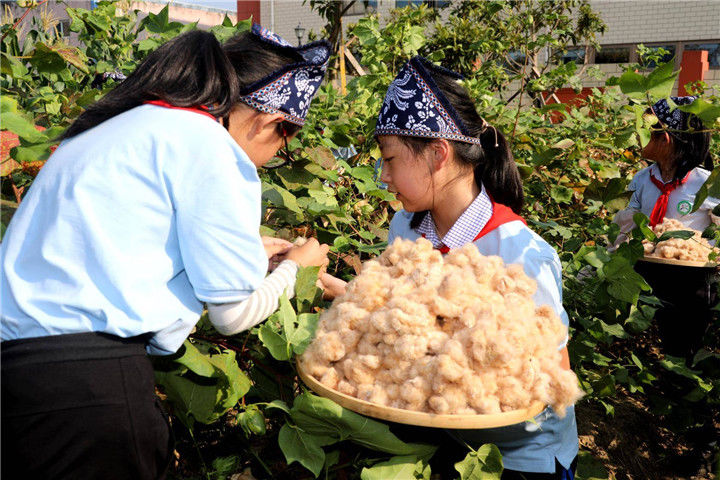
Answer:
[
  {"xmin": 642, "ymin": 131, "xmax": 675, "ymax": 163},
  {"xmin": 226, "ymin": 106, "xmax": 295, "ymax": 168},
  {"xmin": 378, "ymin": 136, "xmax": 434, "ymax": 212}
]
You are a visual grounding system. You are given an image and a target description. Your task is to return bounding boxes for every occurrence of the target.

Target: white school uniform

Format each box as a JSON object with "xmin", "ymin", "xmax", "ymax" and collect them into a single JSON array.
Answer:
[{"xmin": 625, "ymin": 164, "xmax": 718, "ymax": 231}]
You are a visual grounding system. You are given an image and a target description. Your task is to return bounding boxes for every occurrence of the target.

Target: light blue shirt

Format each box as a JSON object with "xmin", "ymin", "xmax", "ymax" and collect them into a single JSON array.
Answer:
[
  {"xmin": 388, "ymin": 210, "xmax": 578, "ymax": 473},
  {"xmin": 1, "ymin": 104, "xmax": 268, "ymax": 355}
]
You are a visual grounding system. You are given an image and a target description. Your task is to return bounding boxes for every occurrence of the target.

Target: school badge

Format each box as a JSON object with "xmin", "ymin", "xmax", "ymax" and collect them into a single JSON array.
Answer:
[{"xmin": 677, "ymin": 200, "xmax": 692, "ymax": 215}]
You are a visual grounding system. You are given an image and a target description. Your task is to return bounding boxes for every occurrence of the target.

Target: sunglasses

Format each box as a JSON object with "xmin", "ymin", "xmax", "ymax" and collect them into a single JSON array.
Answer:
[{"xmin": 264, "ymin": 126, "xmax": 293, "ymax": 169}]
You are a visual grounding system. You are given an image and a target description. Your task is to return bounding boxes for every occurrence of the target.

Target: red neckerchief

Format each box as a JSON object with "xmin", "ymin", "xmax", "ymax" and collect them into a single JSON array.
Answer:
[
  {"xmin": 649, "ymin": 172, "xmax": 690, "ymax": 227},
  {"xmin": 422, "ymin": 201, "xmax": 526, "ymax": 254},
  {"xmin": 144, "ymin": 100, "xmax": 217, "ymax": 121}
]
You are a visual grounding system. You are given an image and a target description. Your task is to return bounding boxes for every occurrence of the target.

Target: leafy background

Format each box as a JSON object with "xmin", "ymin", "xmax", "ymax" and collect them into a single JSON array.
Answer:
[{"xmin": 2, "ymin": 1, "xmax": 720, "ymax": 479}]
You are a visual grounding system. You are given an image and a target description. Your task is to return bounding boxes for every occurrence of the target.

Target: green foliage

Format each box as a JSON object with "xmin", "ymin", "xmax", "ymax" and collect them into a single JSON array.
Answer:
[
  {"xmin": 3, "ymin": 1, "xmax": 720, "ymax": 478},
  {"xmin": 278, "ymin": 392, "xmax": 436, "ymax": 477},
  {"xmin": 154, "ymin": 340, "xmax": 252, "ymax": 429},
  {"xmin": 454, "ymin": 444, "xmax": 504, "ymax": 480}
]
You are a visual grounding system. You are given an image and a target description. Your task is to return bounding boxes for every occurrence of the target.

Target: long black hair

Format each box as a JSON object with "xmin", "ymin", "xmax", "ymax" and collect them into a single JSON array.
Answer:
[
  {"xmin": 397, "ymin": 68, "xmax": 524, "ymax": 228},
  {"xmin": 63, "ymin": 29, "xmax": 304, "ymax": 139},
  {"xmin": 656, "ymin": 115, "xmax": 713, "ymax": 181}
]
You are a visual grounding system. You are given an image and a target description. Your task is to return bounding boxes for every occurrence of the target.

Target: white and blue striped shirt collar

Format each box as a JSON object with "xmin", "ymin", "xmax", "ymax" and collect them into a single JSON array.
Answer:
[{"xmin": 415, "ymin": 186, "xmax": 493, "ymax": 249}]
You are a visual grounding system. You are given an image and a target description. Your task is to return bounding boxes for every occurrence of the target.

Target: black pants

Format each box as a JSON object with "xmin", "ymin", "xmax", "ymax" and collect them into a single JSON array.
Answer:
[
  {"xmin": 635, "ymin": 261, "xmax": 717, "ymax": 356},
  {"xmin": 1, "ymin": 332, "xmax": 173, "ymax": 480}
]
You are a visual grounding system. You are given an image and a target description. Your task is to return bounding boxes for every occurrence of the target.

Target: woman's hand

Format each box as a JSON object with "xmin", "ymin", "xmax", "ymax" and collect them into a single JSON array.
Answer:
[
  {"xmin": 262, "ymin": 236, "xmax": 293, "ymax": 271},
  {"xmin": 284, "ymin": 238, "xmax": 330, "ymax": 269},
  {"xmin": 317, "ymin": 272, "xmax": 348, "ymax": 300}
]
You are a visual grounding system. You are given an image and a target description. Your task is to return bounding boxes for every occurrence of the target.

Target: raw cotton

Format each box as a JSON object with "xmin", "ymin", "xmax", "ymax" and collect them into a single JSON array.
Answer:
[
  {"xmin": 643, "ymin": 218, "xmax": 718, "ymax": 262},
  {"xmin": 300, "ymin": 238, "xmax": 582, "ymax": 416}
]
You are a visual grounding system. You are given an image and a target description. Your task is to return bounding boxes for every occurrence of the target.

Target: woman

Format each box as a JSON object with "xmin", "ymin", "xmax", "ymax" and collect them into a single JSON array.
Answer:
[{"xmin": 1, "ymin": 25, "xmax": 330, "ymax": 479}]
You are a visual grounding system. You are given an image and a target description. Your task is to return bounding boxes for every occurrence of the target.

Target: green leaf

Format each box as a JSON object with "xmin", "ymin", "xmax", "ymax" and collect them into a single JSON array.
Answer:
[
  {"xmin": 12, "ymin": 143, "xmax": 52, "ymax": 163},
  {"xmin": 290, "ymin": 313, "xmax": 319, "ymax": 355},
  {"xmin": 265, "ymin": 399, "xmax": 291, "ymax": 415},
  {"xmin": 551, "ymin": 138, "xmax": 575, "ymax": 149},
  {"xmin": 174, "ymin": 341, "xmax": 217, "ymax": 377},
  {"xmin": 0, "ymin": 52, "xmax": 28, "ymax": 78},
  {"xmin": 0, "ymin": 96, "xmax": 18, "ymax": 114},
  {"xmin": 599, "ymin": 321, "xmax": 628, "ymax": 339},
  {"xmin": 692, "ymin": 166, "xmax": 720, "ymax": 212},
  {"xmin": 289, "ymin": 393, "xmax": 437, "ymax": 458},
  {"xmin": 603, "ymin": 255, "xmax": 650, "ymax": 304},
  {"xmin": 258, "ymin": 321, "xmax": 290, "ymax": 361},
  {"xmin": 645, "ymin": 60, "xmax": 679, "ymax": 100},
  {"xmin": 1, "ymin": 113, "xmax": 45, "ymax": 142},
  {"xmin": 454, "ymin": 444, "xmax": 504, "ymax": 480},
  {"xmin": 576, "ymin": 450, "xmax": 609, "ymax": 480},
  {"xmin": 295, "ymin": 266, "xmax": 322, "ymax": 312},
  {"xmin": 632, "ymin": 212, "xmax": 655, "ymax": 241},
  {"xmin": 31, "ymin": 42, "xmax": 88, "ymax": 74},
  {"xmin": 678, "ymin": 98, "xmax": 720, "ymax": 126},
  {"xmin": 550, "ymin": 185, "xmax": 573, "ymax": 204},
  {"xmin": 361, "ymin": 455, "xmax": 429, "ymax": 480},
  {"xmin": 618, "ymin": 70, "xmax": 646, "ymax": 100},
  {"xmin": 154, "ymin": 370, "xmax": 219, "ymax": 427},
  {"xmin": 262, "ymin": 183, "xmax": 304, "ymax": 215},
  {"xmin": 656, "ymin": 230, "xmax": 694, "ymax": 242},
  {"xmin": 278, "ymin": 423, "xmax": 326, "ymax": 477}
]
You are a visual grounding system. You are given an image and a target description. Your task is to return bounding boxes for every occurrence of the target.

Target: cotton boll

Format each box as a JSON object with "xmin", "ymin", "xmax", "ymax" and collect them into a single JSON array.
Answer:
[
  {"xmin": 320, "ymin": 367, "xmax": 340, "ymax": 390},
  {"xmin": 437, "ymin": 354, "xmax": 466, "ymax": 382},
  {"xmin": 426, "ymin": 330, "xmax": 450, "ymax": 353},
  {"xmin": 337, "ymin": 380, "xmax": 357, "ymax": 397},
  {"xmin": 475, "ymin": 396, "xmax": 502, "ymax": 414},
  {"xmin": 428, "ymin": 395, "xmax": 450, "ymax": 414},
  {"xmin": 358, "ymin": 354, "xmax": 381, "ymax": 369},
  {"xmin": 464, "ymin": 375, "xmax": 487, "ymax": 410},
  {"xmin": 343, "ymin": 359, "xmax": 376, "ymax": 385},
  {"xmin": 300, "ymin": 351, "xmax": 329, "ymax": 378},
  {"xmin": 438, "ymin": 384, "xmax": 468, "ymax": 413},
  {"xmin": 314, "ymin": 331, "xmax": 346, "ymax": 362},
  {"xmin": 394, "ymin": 335, "xmax": 428, "ymax": 360},
  {"xmin": 401, "ymin": 376, "xmax": 430, "ymax": 411}
]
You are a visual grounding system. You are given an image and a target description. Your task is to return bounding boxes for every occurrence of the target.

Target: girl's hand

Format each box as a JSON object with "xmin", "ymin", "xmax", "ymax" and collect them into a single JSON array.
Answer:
[
  {"xmin": 284, "ymin": 238, "xmax": 330, "ymax": 269},
  {"xmin": 317, "ymin": 272, "xmax": 348, "ymax": 300},
  {"xmin": 262, "ymin": 236, "xmax": 293, "ymax": 271}
]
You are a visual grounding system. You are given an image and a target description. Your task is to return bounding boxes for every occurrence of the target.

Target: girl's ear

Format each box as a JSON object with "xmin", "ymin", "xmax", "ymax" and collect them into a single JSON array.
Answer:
[
  {"xmin": 251, "ymin": 112, "xmax": 286, "ymax": 138},
  {"xmin": 430, "ymin": 139, "xmax": 452, "ymax": 171}
]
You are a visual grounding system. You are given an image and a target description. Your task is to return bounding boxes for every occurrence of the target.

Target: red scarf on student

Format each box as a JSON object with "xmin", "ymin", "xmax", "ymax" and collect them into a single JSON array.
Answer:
[
  {"xmin": 144, "ymin": 100, "xmax": 217, "ymax": 121},
  {"xmin": 649, "ymin": 173, "xmax": 689, "ymax": 227}
]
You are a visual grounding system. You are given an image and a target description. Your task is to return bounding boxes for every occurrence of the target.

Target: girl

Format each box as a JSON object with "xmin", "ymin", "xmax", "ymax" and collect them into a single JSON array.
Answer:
[
  {"xmin": 1, "ymin": 26, "xmax": 331, "ymax": 479},
  {"xmin": 614, "ymin": 96, "xmax": 717, "ymax": 355},
  {"xmin": 326, "ymin": 56, "xmax": 579, "ymax": 479},
  {"xmin": 615, "ymin": 96, "xmax": 715, "ymax": 232}
]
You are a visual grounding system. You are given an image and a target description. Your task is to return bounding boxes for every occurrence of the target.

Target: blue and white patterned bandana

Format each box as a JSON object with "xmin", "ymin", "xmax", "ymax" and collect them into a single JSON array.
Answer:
[
  {"xmin": 240, "ymin": 24, "xmax": 331, "ymax": 126},
  {"xmin": 652, "ymin": 96, "xmax": 697, "ymax": 131},
  {"xmin": 375, "ymin": 56, "xmax": 482, "ymax": 145}
]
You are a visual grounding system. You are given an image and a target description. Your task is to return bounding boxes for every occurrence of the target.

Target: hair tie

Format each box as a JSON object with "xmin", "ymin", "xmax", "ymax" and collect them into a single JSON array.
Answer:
[{"xmin": 481, "ymin": 117, "xmax": 499, "ymax": 148}]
